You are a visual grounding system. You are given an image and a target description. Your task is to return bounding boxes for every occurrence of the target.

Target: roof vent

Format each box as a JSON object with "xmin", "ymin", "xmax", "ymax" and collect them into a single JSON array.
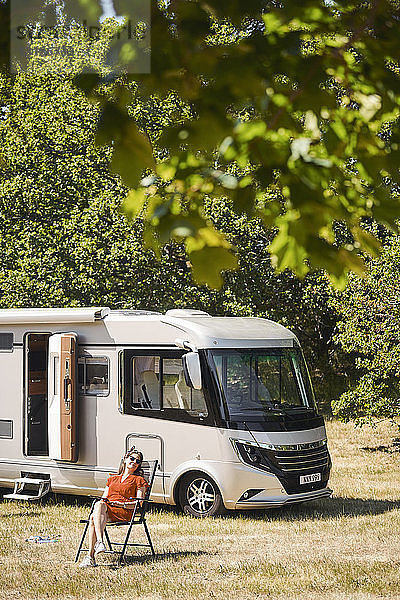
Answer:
[{"xmin": 165, "ymin": 309, "xmax": 210, "ymax": 317}]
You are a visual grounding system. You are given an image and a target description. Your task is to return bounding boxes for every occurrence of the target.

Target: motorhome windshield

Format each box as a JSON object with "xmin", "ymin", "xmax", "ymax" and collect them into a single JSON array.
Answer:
[{"xmin": 209, "ymin": 348, "xmax": 316, "ymax": 422}]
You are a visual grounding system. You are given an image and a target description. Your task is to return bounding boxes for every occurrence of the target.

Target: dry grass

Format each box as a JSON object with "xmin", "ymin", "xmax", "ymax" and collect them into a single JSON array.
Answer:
[{"xmin": 1, "ymin": 420, "xmax": 399, "ymax": 600}]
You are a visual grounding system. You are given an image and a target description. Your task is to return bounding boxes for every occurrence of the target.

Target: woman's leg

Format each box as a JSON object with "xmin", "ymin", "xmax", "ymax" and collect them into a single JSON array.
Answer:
[{"xmin": 88, "ymin": 501, "xmax": 108, "ymax": 557}]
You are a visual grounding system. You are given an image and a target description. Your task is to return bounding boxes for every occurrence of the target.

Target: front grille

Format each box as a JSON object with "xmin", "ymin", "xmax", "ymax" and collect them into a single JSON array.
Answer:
[
  {"xmin": 233, "ymin": 439, "xmax": 331, "ymax": 495},
  {"xmin": 272, "ymin": 447, "xmax": 330, "ymax": 473}
]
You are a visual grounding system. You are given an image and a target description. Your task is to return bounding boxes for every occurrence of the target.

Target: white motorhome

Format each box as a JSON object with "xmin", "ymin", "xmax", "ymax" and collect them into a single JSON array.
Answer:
[{"xmin": 0, "ymin": 307, "xmax": 332, "ymax": 516}]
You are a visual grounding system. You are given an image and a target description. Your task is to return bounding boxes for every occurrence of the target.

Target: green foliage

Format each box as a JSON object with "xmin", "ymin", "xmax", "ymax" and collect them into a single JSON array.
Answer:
[
  {"xmin": 0, "ymin": 18, "xmax": 352, "ymax": 413},
  {"xmin": 71, "ymin": 0, "xmax": 400, "ymax": 288},
  {"xmin": 0, "ymin": 38, "xmax": 189, "ymax": 309},
  {"xmin": 333, "ymin": 234, "xmax": 400, "ymax": 426}
]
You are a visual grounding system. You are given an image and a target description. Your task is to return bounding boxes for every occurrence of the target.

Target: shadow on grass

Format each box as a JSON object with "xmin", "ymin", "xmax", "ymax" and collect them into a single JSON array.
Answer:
[
  {"xmin": 4, "ymin": 493, "xmax": 399, "ymax": 525},
  {"xmin": 361, "ymin": 444, "xmax": 400, "ymax": 454},
  {"xmin": 107, "ymin": 549, "xmax": 210, "ymax": 570},
  {"xmin": 237, "ymin": 496, "xmax": 400, "ymax": 522},
  {"xmin": 143, "ymin": 496, "xmax": 400, "ymax": 522}
]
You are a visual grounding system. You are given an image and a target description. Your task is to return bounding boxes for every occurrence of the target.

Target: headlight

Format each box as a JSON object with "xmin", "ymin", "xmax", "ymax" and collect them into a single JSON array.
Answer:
[{"xmin": 230, "ymin": 438, "xmax": 273, "ymax": 473}]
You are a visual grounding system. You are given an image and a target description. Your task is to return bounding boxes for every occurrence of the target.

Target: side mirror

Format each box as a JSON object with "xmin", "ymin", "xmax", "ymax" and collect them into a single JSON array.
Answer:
[{"xmin": 182, "ymin": 352, "xmax": 202, "ymax": 390}]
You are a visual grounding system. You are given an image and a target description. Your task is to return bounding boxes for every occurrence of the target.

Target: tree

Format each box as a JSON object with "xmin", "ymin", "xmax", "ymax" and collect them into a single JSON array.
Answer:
[
  {"xmin": 0, "ymin": 38, "xmax": 191, "ymax": 309},
  {"xmin": 333, "ymin": 233, "xmax": 400, "ymax": 426},
  {"xmin": 52, "ymin": 0, "xmax": 400, "ymax": 288},
  {"xmin": 0, "ymin": 18, "xmax": 356, "ymax": 414}
]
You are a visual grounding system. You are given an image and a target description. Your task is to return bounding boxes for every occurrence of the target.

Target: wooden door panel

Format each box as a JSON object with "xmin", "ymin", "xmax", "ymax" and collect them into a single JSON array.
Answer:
[
  {"xmin": 48, "ymin": 333, "xmax": 78, "ymax": 462},
  {"xmin": 60, "ymin": 334, "xmax": 78, "ymax": 461}
]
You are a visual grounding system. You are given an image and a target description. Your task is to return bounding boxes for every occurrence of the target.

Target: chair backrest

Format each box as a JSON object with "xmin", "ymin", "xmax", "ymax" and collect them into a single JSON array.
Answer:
[
  {"xmin": 131, "ymin": 459, "xmax": 158, "ymax": 522},
  {"xmin": 141, "ymin": 459, "xmax": 158, "ymax": 497}
]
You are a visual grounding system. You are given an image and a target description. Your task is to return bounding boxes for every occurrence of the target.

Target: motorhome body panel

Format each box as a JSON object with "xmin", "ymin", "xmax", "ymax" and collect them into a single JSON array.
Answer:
[
  {"xmin": 0, "ymin": 309, "xmax": 331, "ymax": 511},
  {"xmin": 1, "ymin": 346, "xmax": 23, "ymax": 462}
]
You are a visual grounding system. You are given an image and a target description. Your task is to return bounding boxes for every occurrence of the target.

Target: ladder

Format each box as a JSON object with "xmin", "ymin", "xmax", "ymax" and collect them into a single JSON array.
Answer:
[{"xmin": 3, "ymin": 476, "xmax": 51, "ymax": 501}]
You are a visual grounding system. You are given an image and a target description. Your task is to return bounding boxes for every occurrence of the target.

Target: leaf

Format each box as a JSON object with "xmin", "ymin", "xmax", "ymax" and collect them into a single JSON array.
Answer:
[
  {"xmin": 97, "ymin": 103, "xmax": 155, "ymax": 187},
  {"xmin": 185, "ymin": 227, "xmax": 231, "ymax": 253},
  {"xmin": 122, "ymin": 188, "xmax": 147, "ymax": 219},
  {"xmin": 353, "ymin": 93, "xmax": 382, "ymax": 121},
  {"xmin": 156, "ymin": 163, "xmax": 177, "ymax": 181},
  {"xmin": 75, "ymin": 0, "xmax": 102, "ymax": 23},
  {"xmin": 304, "ymin": 111, "xmax": 321, "ymax": 140},
  {"xmin": 73, "ymin": 73, "xmax": 101, "ymax": 95},
  {"xmin": 235, "ymin": 121, "xmax": 267, "ymax": 143},
  {"xmin": 352, "ymin": 226, "xmax": 382, "ymax": 258},
  {"xmin": 262, "ymin": 12, "xmax": 285, "ymax": 35},
  {"xmin": 268, "ymin": 221, "xmax": 309, "ymax": 277},
  {"xmin": 160, "ymin": 109, "xmax": 232, "ymax": 153},
  {"xmin": 329, "ymin": 119, "xmax": 348, "ymax": 143},
  {"xmin": 290, "ymin": 138, "xmax": 311, "ymax": 161},
  {"xmin": 157, "ymin": 213, "xmax": 206, "ymax": 243},
  {"xmin": 96, "ymin": 102, "xmax": 130, "ymax": 146},
  {"xmin": 230, "ymin": 185, "xmax": 256, "ymax": 217},
  {"xmin": 188, "ymin": 246, "xmax": 238, "ymax": 288},
  {"xmin": 306, "ymin": 237, "xmax": 365, "ymax": 278},
  {"xmin": 111, "ymin": 123, "xmax": 155, "ymax": 187},
  {"xmin": 66, "ymin": 0, "xmax": 400, "ymax": 288}
]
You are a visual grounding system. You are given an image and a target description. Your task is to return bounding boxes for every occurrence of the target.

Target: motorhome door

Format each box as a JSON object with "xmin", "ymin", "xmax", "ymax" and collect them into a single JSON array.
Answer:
[
  {"xmin": 48, "ymin": 333, "xmax": 78, "ymax": 462},
  {"xmin": 25, "ymin": 333, "xmax": 50, "ymax": 456}
]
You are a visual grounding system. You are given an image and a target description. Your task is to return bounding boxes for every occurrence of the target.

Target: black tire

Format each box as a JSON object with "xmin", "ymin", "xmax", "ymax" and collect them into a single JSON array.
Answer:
[{"xmin": 178, "ymin": 473, "xmax": 226, "ymax": 517}]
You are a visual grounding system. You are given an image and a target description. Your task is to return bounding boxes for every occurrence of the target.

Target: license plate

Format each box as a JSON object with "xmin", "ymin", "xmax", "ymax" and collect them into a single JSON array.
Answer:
[{"xmin": 300, "ymin": 473, "xmax": 321, "ymax": 484}]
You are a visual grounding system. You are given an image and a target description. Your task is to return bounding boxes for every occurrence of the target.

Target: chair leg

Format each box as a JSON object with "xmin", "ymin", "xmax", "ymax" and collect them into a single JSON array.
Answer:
[
  {"xmin": 75, "ymin": 501, "xmax": 97, "ymax": 563},
  {"xmin": 143, "ymin": 519, "xmax": 155, "ymax": 557},
  {"xmin": 118, "ymin": 522, "xmax": 135, "ymax": 565},
  {"xmin": 104, "ymin": 527, "xmax": 112, "ymax": 551},
  {"xmin": 75, "ymin": 520, "xmax": 90, "ymax": 563}
]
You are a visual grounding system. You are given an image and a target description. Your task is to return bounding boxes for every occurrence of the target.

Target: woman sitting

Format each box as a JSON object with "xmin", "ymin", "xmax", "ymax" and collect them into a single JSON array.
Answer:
[{"xmin": 79, "ymin": 449, "xmax": 148, "ymax": 567}]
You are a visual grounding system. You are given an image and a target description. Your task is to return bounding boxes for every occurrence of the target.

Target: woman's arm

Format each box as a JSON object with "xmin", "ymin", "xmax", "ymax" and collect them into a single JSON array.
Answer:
[
  {"xmin": 121, "ymin": 486, "xmax": 147, "ymax": 509},
  {"xmin": 100, "ymin": 486, "xmax": 110, "ymax": 502}
]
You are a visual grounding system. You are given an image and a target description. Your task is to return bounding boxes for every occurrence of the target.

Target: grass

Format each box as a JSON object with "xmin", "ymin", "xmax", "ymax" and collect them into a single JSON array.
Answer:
[{"xmin": 1, "ymin": 420, "xmax": 399, "ymax": 600}]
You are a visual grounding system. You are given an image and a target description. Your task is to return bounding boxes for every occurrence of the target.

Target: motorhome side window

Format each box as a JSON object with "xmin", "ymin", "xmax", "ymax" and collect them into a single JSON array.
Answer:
[
  {"xmin": 0, "ymin": 333, "xmax": 13, "ymax": 352},
  {"xmin": 132, "ymin": 356, "xmax": 161, "ymax": 409},
  {"xmin": 162, "ymin": 358, "xmax": 208, "ymax": 417},
  {"xmin": 78, "ymin": 356, "xmax": 109, "ymax": 396},
  {"xmin": 121, "ymin": 351, "xmax": 208, "ymax": 421}
]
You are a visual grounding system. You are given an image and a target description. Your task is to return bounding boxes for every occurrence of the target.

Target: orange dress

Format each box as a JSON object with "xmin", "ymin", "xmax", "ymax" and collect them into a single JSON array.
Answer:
[{"xmin": 105, "ymin": 473, "xmax": 149, "ymax": 522}]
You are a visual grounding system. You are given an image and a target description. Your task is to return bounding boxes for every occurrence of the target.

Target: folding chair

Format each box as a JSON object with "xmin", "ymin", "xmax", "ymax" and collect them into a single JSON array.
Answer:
[{"xmin": 75, "ymin": 460, "xmax": 158, "ymax": 564}]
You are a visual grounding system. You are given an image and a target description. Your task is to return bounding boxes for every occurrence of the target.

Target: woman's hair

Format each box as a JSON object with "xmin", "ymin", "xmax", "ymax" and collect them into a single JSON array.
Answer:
[{"xmin": 117, "ymin": 449, "xmax": 144, "ymax": 476}]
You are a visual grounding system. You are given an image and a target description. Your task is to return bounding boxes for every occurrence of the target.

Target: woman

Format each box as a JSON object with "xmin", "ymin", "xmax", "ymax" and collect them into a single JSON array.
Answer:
[{"xmin": 79, "ymin": 449, "xmax": 148, "ymax": 568}]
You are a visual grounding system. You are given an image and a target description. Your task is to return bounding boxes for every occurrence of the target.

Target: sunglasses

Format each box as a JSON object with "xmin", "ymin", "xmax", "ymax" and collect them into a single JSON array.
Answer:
[{"xmin": 126, "ymin": 456, "xmax": 141, "ymax": 464}]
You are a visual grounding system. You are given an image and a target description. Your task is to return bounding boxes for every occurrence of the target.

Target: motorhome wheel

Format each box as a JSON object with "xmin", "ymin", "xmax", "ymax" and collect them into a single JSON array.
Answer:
[{"xmin": 179, "ymin": 473, "xmax": 225, "ymax": 517}]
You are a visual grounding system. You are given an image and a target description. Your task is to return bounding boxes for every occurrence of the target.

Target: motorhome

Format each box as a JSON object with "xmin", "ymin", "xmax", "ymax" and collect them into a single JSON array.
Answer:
[{"xmin": 0, "ymin": 307, "xmax": 332, "ymax": 516}]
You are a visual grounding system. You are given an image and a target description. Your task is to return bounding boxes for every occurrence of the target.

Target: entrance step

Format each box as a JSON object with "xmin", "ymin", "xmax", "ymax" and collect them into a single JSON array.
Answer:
[{"xmin": 3, "ymin": 476, "xmax": 51, "ymax": 501}]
